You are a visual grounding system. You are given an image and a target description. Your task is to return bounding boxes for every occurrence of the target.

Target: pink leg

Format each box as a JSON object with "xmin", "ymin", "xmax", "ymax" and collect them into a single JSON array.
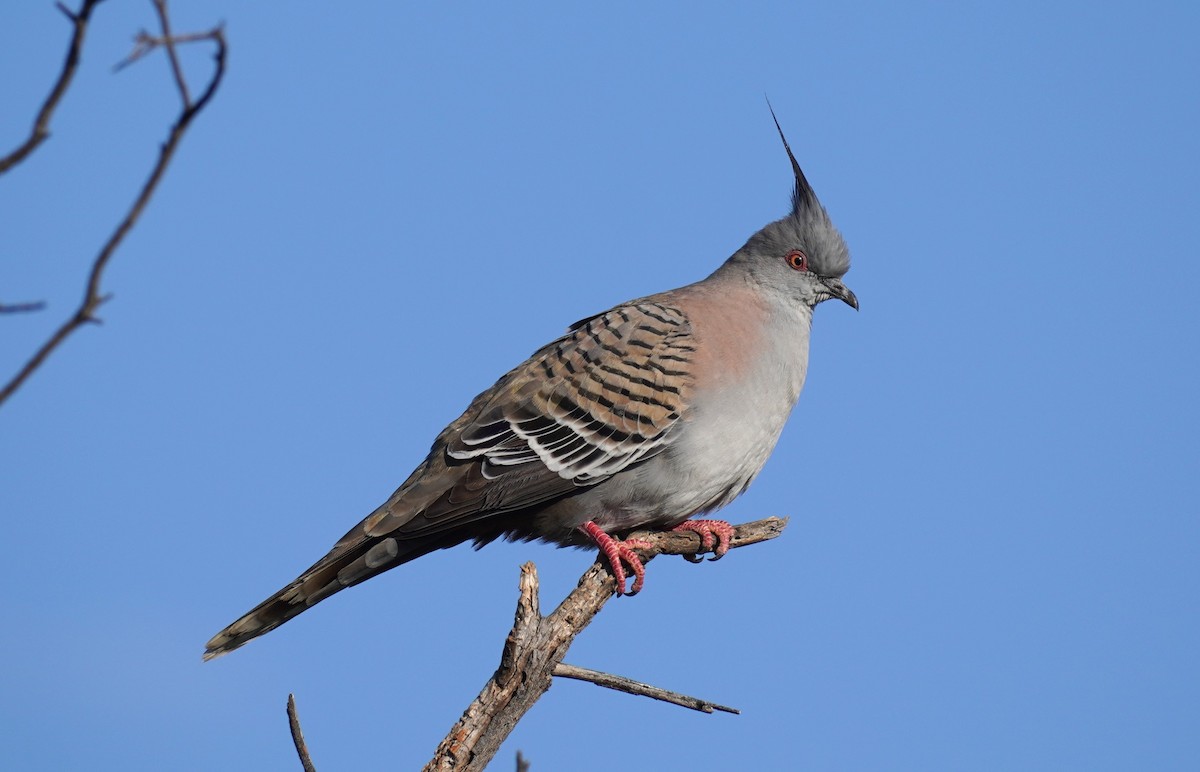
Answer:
[
  {"xmin": 672, "ymin": 519, "xmax": 735, "ymax": 562},
  {"xmin": 580, "ymin": 521, "xmax": 653, "ymax": 596}
]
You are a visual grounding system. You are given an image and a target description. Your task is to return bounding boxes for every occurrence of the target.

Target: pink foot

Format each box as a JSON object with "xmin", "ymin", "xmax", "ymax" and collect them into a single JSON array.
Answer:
[
  {"xmin": 672, "ymin": 519, "xmax": 735, "ymax": 562},
  {"xmin": 580, "ymin": 521, "xmax": 653, "ymax": 596}
]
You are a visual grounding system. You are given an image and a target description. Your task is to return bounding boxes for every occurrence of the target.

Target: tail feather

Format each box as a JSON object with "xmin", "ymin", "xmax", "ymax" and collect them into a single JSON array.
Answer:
[
  {"xmin": 203, "ymin": 533, "xmax": 427, "ymax": 661},
  {"xmin": 204, "ymin": 454, "xmax": 527, "ymax": 660}
]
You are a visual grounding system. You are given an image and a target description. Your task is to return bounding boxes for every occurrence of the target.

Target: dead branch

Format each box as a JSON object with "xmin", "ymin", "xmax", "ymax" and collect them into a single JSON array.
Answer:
[
  {"xmin": 423, "ymin": 516, "xmax": 787, "ymax": 771},
  {"xmin": 0, "ymin": 2, "xmax": 226, "ymax": 410},
  {"xmin": 0, "ymin": 0, "xmax": 102, "ymax": 175},
  {"xmin": 287, "ymin": 694, "xmax": 317, "ymax": 772},
  {"xmin": 552, "ymin": 662, "xmax": 739, "ymax": 715}
]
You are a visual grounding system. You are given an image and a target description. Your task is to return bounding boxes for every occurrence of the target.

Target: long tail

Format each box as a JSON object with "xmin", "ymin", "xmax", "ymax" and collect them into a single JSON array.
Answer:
[{"xmin": 203, "ymin": 526, "xmax": 448, "ymax": 660}]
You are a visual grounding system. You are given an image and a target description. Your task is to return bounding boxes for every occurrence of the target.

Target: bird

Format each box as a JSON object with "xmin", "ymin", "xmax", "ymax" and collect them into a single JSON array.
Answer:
[{"xmin": 203, "ymin": 108, "xmax": 857, "ymax": 661}]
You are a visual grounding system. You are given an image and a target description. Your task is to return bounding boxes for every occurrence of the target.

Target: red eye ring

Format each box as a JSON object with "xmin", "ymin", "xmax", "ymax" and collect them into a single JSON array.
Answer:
[{"xmin": 785, "ymin": 249, "xmax": 809, "ymax": 271}]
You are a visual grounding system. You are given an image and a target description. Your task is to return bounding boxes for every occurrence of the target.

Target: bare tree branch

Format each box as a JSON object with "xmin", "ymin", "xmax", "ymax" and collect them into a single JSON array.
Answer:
[
  {"xmin": 0, "ymin": 0, "xmax": 102, "ymax": 175},
  {"xmin": 0, "ymin": 3, "xmax": 227, "ymax": 410},
  {"xmin": 552, "ymin": 662, "xmax": 740, "ymax": 715},
  {"xmin": 424, "ymin": 516, "xmax": 788, "ymax": 771},
  {"xmin": 287, "ymin": 694, "xmax": 318, "ymax": 772},
  {"xmin": 515, "ymin": 750, "xmax": 530, "ymax": 772}
]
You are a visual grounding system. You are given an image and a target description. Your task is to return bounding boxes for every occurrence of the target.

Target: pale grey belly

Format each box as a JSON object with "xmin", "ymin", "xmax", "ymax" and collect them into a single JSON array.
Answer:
[{"xmin": 529, "ymin": 396, "xmax": 797, "ymax": 543}]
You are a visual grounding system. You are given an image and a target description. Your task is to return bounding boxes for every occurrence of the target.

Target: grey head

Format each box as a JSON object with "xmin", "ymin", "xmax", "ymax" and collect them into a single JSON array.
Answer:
[{"xmin": 715, "ymin": 106, "xmax": 858, "ymax": 312}]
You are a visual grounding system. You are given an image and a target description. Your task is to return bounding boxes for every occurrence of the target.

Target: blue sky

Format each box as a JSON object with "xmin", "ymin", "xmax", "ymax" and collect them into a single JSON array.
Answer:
[{"xmin": 2, "ymin": 1, "xmax": 1198, "ymax": 769}]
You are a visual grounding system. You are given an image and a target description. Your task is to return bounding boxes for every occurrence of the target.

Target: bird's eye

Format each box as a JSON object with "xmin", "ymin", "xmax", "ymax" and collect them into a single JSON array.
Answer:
[{"xmin": 785, "ymin": 250, "xmax": 809, "ymax": 272}]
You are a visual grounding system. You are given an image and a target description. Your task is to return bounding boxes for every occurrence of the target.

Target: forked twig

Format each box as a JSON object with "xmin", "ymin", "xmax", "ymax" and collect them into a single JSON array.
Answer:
[
  {"xmin": 0, "ymin": 0, "xmax": 102, "ymax": 175},
  {"xmin": 0, "ymin": 2, "xmax": 226, "ymax": 409}
]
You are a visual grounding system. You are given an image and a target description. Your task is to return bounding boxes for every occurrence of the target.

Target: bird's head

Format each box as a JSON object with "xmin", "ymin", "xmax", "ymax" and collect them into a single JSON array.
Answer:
[{"xmin": 720, "ymin": 107, "xmax": 857, "ymax": 312}]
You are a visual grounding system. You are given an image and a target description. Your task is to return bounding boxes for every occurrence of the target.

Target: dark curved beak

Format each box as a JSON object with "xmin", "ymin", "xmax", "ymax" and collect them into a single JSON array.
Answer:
[{"xmin": 821, "ymin": 277, "xmax": 859, "ymax": 311}]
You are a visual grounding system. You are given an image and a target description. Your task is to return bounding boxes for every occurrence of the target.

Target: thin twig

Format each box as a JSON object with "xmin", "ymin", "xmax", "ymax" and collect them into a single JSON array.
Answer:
[
  {"xmin": 149, "ymin": 0, "xmax": 188, "ymax": 105},
  {"xmin": 0, "ymin": 301, "xmax": 47, "ymax": 314},
  {"xmin": 552, "ymin": 662, "xmax": 740, "ymax": 715},
  {"xmin": 0, "ymin": 6, "xmax": 226, "ymax": 409},
  {"xmin": 515, "ymin": 751, "xmax": 530, "ymax": 772},
  {"xmin": 287, "ymin": 694, "xmax": 318, "ymax": 772},
  {"xmin": 114, "ymin": 29, "xmax": 217, "ymax": 71},
  {"xmin": 0, "ymin": 0, "xmax": 102, "ymax": 175}
]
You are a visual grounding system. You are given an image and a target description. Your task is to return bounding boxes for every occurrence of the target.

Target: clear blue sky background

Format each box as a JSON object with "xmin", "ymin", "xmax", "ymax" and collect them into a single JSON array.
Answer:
[{"xmin": 2, "ymin": 2, "xmax": 1197, "ymax": 769}]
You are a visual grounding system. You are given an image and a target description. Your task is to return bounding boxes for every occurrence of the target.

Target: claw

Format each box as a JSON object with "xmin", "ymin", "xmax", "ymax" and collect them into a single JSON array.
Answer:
[
  {"xmin": 672, "ymin": 519, "xmax": 734, "ymax": 562},
  {"xmin": 580, "ymin": 521, "xmax": 652, "ymax": 595}
]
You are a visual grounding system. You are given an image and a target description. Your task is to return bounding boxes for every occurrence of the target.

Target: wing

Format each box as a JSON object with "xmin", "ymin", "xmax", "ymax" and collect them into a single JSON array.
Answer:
[
  {"xmin": 362, "ymin": 299, "xmax": 697, "ymax": 540},
  {"xmin": 452, "ymin": 301, "xmax": 695, "ymax": 480}
]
